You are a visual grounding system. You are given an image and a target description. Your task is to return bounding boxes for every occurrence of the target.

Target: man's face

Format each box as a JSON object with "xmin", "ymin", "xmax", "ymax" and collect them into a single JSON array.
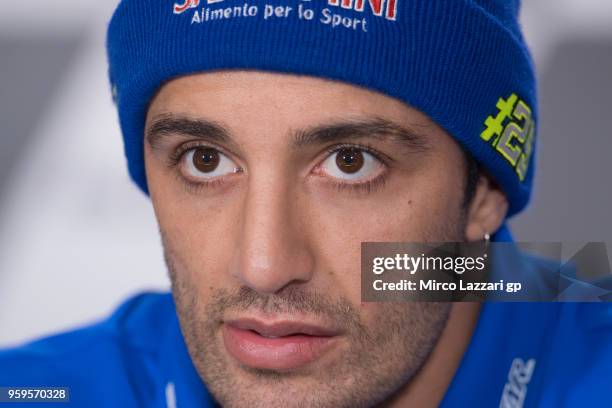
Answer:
[{"xmin": 144, "ymin": 71, "xmax": 472, "ymax": 407}]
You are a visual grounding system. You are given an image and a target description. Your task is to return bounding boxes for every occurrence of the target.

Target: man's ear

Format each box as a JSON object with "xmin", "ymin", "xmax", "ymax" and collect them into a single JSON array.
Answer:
[{"xmin": 464, "ymin": 173, "xmax": 509, "ymax": 242}]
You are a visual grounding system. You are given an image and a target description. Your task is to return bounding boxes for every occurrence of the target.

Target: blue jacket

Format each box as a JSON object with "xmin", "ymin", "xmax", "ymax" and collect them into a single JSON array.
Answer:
[{"xmin": 1, "ymin": 292, "xmax": 611, "ymax": 407}]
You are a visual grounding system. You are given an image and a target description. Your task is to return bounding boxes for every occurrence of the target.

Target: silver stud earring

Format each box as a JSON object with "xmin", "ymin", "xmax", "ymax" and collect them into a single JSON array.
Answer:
[{"xmin": 483, "ymin": 230, "xmax": 490, "ymax": 253}]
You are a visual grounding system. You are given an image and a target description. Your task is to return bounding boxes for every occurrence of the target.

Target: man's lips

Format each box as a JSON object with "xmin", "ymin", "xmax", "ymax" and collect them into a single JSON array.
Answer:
[
  {"xmin": 226, "ymin": 318, "xmax": 340, "ymax": 337},
  {"xmin": 222, "ymin": 318, "xmax": 341, "ymax": 371}
]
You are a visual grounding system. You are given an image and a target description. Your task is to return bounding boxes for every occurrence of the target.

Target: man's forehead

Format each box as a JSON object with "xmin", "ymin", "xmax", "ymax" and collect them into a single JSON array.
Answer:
[
  {"xmin": 155, "ymin": 69, "xmax": 378, "ymax": 94},
  {"xmin": 148, "ymin": 70, "xmax": 432, "ymax": 122},
  {"xmin": 145, "ymin": 70, "xmax": 443, "ymax": 151}
]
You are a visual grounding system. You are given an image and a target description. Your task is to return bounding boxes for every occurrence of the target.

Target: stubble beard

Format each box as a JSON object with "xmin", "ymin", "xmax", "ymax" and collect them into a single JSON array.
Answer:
[{"xmin": 162, "ymin": 212, "xmax": 467, "ymax": 407}]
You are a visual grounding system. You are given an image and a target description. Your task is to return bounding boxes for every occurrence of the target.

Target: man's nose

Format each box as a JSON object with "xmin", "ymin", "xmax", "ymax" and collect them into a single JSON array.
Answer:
[{"xmin": 229, "ymin": 178, "xmax": 315, "ymax": 295}]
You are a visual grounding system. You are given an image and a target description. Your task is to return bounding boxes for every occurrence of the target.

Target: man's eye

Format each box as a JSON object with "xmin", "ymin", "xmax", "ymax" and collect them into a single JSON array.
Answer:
[
  {"xmin": 181, "ymin": 147, "xmax": 240, "ymax": 179},
  {"xmin": 319, "ymin": 147, "xmax": 384, "ymax": 181}
]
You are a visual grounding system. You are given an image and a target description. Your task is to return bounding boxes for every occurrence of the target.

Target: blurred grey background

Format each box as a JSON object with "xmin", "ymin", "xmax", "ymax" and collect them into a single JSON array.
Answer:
[{"xmin": 0, "ymin": 0, "xmax": 611, "ymax": 346}]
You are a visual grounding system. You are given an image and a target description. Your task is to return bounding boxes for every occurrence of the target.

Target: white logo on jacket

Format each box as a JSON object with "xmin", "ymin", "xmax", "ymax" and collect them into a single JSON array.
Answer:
[{"xmin": 500, "ymin": 358, "xmax": 536, "ymax": 408}]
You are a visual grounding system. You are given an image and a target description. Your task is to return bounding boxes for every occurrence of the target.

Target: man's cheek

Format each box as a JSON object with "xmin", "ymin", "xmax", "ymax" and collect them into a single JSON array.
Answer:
[
  {"xmin": 359, "ymin": 303, "xmax": 392, "ymax": 329},
  {"xmin": 162, "ymin": 217, "xmax": 235, "ymax": 282}
]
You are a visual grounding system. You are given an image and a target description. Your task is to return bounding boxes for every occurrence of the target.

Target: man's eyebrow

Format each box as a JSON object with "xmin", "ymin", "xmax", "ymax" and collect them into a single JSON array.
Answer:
[
  {"xmin": 146, "ymin": 113, "xmax": 234, "ymax": 148},
  {"xmin": 146, "ymin": 114, "xmax": 432, "ymax": 155},
  {"xmin": 292, "ymin": 117, "xmax": 432, "ymax": 153}
]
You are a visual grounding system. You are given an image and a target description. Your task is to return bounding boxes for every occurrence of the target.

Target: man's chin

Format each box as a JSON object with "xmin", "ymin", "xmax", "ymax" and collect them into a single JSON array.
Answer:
[{"xmin": 203, "ymin": 362, "xmax": 362, "ymax": 408}]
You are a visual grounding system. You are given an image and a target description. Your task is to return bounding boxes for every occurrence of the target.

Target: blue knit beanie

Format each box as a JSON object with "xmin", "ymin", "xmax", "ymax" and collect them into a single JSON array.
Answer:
[{"xmin": 107, "ymin": 0, "xmax": 537, "ymax": 217}]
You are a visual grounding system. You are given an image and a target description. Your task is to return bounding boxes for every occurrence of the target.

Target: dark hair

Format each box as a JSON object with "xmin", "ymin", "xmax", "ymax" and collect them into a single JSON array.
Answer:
[{"xmin": 462, "ymin": 149, "xmax": 481, "ymax": 209}]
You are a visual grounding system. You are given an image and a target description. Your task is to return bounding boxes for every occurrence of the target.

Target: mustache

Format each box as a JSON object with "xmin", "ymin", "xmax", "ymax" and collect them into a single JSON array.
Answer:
[
  {"xmin": 202, "ymin": 285, "xmax": 365, "ymax": 332},
  {"xmin": 162, "ymin": 233, "xmax": 366, "ymax": 334}
]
